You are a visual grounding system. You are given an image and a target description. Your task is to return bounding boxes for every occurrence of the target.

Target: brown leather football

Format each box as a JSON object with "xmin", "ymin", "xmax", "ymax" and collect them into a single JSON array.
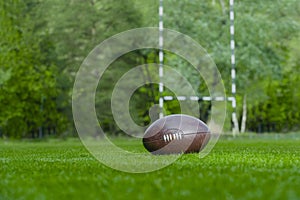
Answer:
[{"xmin": 143, "ymin": 114, "xmax": 211, "ymax": 154}]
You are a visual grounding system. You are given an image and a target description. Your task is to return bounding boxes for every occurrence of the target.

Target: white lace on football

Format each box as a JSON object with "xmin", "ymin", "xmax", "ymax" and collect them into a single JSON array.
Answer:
[{"xmin": 163, "ymin": 132, "xmax": 183, "ymax": 142}]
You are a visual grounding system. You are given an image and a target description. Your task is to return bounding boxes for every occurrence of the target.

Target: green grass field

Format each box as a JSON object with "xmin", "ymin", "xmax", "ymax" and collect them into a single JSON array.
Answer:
[{"xmin": 1, "ymin": 135, "xmax": 300, "ymax": 200}]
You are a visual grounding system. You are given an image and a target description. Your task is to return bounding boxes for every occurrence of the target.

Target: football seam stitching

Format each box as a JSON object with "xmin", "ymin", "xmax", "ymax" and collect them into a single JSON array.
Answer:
[{"xmin": 163, "ymin": 133, "xmax": 183, "ymax": 142}]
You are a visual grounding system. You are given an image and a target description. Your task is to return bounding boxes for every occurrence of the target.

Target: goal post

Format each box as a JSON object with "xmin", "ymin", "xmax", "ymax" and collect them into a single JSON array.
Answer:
[{"xmin": 158, "ymin": 0, "xmax": 239, "ymax": 134}]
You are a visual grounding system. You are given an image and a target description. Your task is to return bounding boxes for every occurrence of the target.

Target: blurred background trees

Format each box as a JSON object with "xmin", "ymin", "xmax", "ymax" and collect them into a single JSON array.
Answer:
[{"xmin": 0, "ymin": 0, "xmax": 299, "ymax": 138}]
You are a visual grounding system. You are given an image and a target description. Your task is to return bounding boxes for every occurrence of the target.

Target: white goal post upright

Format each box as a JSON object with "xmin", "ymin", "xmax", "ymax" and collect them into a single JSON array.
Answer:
[
  {"xmin": 158, "ymin": 0, "xmax": 239, "ymax": 133},
  {"xmin": 158, "ymin": 0, "xmax": 164, "ymax": 119},
  {"xmin": 229, "ymin": 0, "xmax": 239, "ymax": 134}
]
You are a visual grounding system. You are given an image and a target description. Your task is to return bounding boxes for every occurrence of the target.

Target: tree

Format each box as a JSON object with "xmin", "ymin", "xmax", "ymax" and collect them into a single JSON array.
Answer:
[
  {"xmin": 0, "ymin": 0, "xmax": 65, "ymax": 138},
  {"xmin": 38, "ymin": 0, "xmax": 145, "ymax": 135}
]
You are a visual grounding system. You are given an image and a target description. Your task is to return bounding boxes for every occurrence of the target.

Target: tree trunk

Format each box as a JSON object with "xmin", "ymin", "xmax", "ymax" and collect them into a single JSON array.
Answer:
[
  {"xmin": 232, "ymin": 112, "xmax": 239, "ymax": 135},
  {"xmin": 219, "ymin": 0, "xmax": 226, "ymax": 15},
  {"xmin": 241, "ymin": 95, "xmax": 247, "ymax": 133}
]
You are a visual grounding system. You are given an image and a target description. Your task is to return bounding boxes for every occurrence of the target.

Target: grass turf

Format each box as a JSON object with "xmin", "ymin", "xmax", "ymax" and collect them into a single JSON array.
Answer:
[{"xmin": 0, "ymin": 135, "xmax": 300, "ymax": 200}]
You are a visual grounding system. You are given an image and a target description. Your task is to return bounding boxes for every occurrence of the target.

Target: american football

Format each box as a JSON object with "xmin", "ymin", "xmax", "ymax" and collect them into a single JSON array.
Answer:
[{"xmin": 143, "ymin": 114, "xmax": 211, "ymax": 154}]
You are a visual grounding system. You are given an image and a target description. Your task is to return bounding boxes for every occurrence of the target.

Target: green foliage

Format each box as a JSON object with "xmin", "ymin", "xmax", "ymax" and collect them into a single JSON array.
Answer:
[
  {"xmin": 0, "ymin": 0, "xmax": 300, "ymax": 136},
  {"xmin": 0, "ymin": 0, "xmax": 65, "ymax": 137},
  {"xmin": 1, "ymin": 137, "xmax": 300, "ymax": 199},
  {"xmin": 0, "ymin": 0, "xmax": 143, "ymax": 137}
]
